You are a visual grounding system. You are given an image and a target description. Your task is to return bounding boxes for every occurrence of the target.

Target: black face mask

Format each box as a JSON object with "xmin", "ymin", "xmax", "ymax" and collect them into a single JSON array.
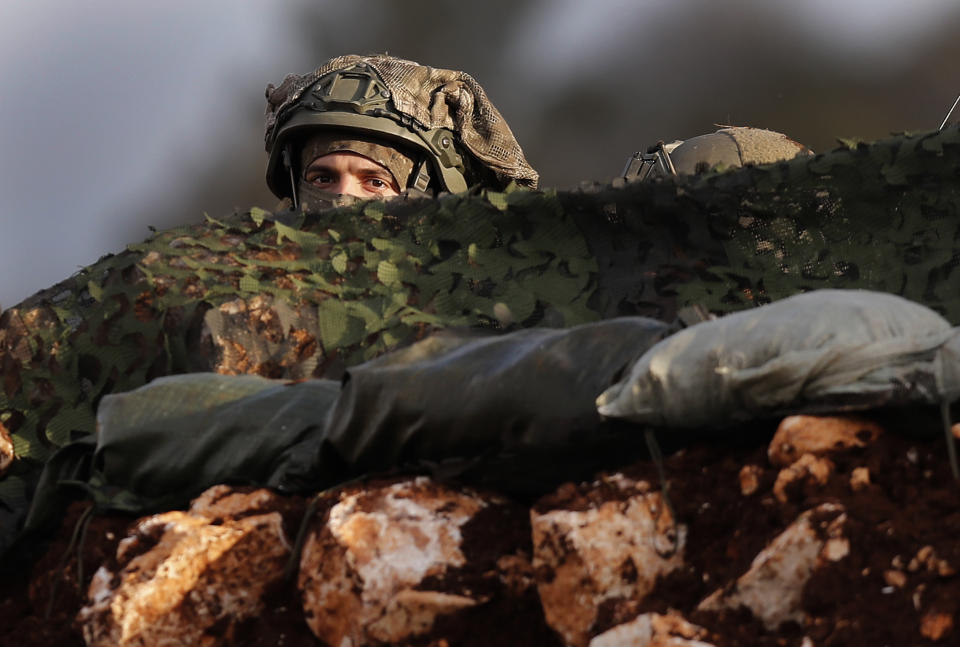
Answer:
[
  {"xmin": 295, "ymin": 182, "xmax": 361, "ymax": 213},
  {"xmin": 292, "ymin": 181, "xmax": 434, "ymax": 217}
]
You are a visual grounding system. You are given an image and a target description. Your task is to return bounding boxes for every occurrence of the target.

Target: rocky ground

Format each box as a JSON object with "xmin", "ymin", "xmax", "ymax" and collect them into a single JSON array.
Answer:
[{"xmin": 2, "ymin": 412, "xmax": 959, "ymax": 646}]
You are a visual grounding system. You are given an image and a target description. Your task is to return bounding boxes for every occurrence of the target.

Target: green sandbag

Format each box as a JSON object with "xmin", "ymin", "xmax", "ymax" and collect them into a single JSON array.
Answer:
[
  {"xmin": 21, "ymin": 374, "xmax": 340, "ymax": 542},
  {"xmin": 91, "ymin": 374, "xmax": 341, "ymax": 501},
  {"xmin": 17, "ymin": 316, "xmax": 669, "ymax": 551},
  {"xmin": 277, "ymin": 316, "xmax": 671, "ymax": 494}
]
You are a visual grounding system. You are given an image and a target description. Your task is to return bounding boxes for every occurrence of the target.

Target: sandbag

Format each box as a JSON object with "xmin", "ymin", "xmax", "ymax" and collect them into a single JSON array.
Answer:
[
  {"xmin": 597, "ymin": 290, "xmax": 960, "ymax": 428},
  {"xmin": 18, "ymin": 317, "xmax": 669, "ymax": 550},
  {"xmin": 91, "ymin": 373, "xmax": 341, "ymax": 503},
  {"xmin": 276, "ymin": 316, "xmax": 671, "ymax": 493},
  {"xmin": 21, "ymin": 375, "xmax": 340, "ymax": 540}
]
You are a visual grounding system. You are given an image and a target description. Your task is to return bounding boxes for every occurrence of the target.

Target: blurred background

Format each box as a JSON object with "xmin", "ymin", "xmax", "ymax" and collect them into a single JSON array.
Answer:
[{"xmin": 2, "ymin": 0, "xmax": 959, "ymax": 307}]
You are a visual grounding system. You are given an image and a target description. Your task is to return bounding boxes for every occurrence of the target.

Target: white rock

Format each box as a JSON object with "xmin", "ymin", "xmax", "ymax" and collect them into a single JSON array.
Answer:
[
  {"xmin": 769, "ymin": 415, "xmax": 883, "ymax": 467},
  {"xmin": 0, "ymin": 421, "xmax": 14, "ymax": 477},
  {"xmin": 739, "ymin": 464, "xmax": 763, "ymax": 496},
  {"xmin": 77, "ymin": 488, "xmax": 291, "ymax": 647},
  {"xmin": 698, "ymin": 503, "xmax": 847, "ymax": 630},
  {"xmin": 589, "ymin": 611, "xmax": 715, "ymax": 647},
  {"xmin": 772, "ymin": 453, "xmax": 834, "ymax": 504},
  {"xmin": 299, "ymin": 477, "xmax": 496, "ymax": 646},
  {"xmin": 367, "ymin": 589, "xmax": 478, "ymax": 642},
  {"xmin": 532, "ymin": 482, "xmax": 686, "ymax": 647}
]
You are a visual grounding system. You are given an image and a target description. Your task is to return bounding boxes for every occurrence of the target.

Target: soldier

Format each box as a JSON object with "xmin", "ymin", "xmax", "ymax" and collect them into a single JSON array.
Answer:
[
  {"xmin": 264, "ymin": 54, "xmax": 539, "ymax": 209},
  {"xmin": 622, "ymin": 126, "xmax": 813, "ymax": 181}
]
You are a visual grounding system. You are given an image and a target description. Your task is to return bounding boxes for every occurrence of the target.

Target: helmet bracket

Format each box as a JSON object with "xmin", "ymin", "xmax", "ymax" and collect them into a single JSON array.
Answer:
[{"xmin": 411, "ymin": 158, "xmax": 431, "ymax": 192}]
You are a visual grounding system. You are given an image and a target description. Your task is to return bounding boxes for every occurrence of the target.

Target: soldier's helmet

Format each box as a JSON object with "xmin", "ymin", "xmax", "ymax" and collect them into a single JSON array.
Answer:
[
  {"xmin": 623, "ymin": 127, "xmax": 813, "ymax": 181},
  {"xmin": 264, "ymin": 54, "xmax": 538, "ymax": 201}
]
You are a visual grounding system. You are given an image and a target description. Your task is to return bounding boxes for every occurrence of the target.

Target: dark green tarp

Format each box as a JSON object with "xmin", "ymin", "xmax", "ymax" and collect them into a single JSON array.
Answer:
[{"xmin": 18, "ymin": 317, "xmax": 670, "ymax": 549}]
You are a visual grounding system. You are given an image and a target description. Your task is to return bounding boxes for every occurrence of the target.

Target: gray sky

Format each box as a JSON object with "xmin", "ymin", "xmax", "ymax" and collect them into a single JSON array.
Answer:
[
  {"xmin": 0, "ymin": 1, "xmax": 301, "ymax": 307},
  {"xmin": 511, "ymin": 0, "xmax": 954, "ymax": 81},
  {"xmin": 1, "ymin": 0, "xmax": 958, "ymax": 308}
]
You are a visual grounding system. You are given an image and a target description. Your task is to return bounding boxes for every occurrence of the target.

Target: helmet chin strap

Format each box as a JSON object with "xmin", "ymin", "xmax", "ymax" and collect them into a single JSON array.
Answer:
[{"xmin": 283, "ymin": 143, "xmax": 299, "ymax": 210}]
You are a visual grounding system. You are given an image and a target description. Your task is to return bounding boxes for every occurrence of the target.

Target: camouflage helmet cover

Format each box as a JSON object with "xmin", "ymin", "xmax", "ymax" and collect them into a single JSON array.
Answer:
[{"xmin": 264, "ymin": 54, "xmax": 539, "ymax": 197}]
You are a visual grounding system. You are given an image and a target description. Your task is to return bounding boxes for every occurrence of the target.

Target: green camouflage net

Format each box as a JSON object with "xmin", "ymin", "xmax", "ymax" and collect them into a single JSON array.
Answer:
[{"xmin": 1, "ymin": 126, "xmax": 959, "ymax": 548}]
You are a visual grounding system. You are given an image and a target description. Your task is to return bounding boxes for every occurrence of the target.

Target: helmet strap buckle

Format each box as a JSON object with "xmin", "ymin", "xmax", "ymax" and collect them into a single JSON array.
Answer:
[{"xmin": 411, "ymin": 158, "xmax": 432, "ymax": 192}]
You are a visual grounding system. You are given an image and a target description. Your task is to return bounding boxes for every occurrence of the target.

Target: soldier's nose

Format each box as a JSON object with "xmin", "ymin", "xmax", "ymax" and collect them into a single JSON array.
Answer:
[
  {"xmin": 331, "ymin": 177, "xmax": 351, "ymax": 195},
  {"xmin": 336, "ymin": 177, "xmax": 368, "ymax": 198}
]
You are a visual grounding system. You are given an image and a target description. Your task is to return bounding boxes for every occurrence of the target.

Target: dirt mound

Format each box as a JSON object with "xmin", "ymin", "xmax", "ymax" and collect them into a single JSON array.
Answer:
[{"xmin": 2, "ymin": 415, "xmax": 958, "ymax": 646}]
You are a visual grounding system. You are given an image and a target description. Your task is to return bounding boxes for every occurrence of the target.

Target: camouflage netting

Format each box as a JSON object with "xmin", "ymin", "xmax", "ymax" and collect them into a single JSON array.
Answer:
[
  {"xmin": 264, "ymin": 54, "xmax": 539, "ymax": 188},
  {"xmin": 1, "ymin": 126, "xmax": 959, "ymax": 554}
]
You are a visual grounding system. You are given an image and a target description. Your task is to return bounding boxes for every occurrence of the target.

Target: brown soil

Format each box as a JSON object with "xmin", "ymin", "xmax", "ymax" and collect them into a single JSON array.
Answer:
[
  {"xmin": 603, "ymin": 419, "xmax": 960, "ymax": 646},
  {"xmin": 0, "ymin": 503, "xmax": 132, "ymax": 647},
  {"xmin": 2, "ymin": 416, "xmax": 959, "ymax": 646}
]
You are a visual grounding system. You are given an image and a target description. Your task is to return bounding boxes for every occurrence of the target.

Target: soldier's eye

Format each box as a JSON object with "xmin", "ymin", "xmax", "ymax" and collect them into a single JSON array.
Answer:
[
  {"xmin": 362, "ymin": 176, "xmax": 397, "ymax": 194},
  {"xmin": 308, "ymin": 173, "xmax": 333, "ymax": 185}
]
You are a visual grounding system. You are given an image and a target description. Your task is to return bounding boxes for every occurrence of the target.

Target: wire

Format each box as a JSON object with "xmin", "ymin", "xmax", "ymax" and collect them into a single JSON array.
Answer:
[{"xmin": 939, "ymin": 95, "xmax": 960, "ymax": 131}]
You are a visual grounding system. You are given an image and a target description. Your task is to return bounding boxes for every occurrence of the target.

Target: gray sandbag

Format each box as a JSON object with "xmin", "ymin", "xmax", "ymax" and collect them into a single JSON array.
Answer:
[{"xmin": 597, "ymin": 290, "xmax": 960, "ymax": 428}]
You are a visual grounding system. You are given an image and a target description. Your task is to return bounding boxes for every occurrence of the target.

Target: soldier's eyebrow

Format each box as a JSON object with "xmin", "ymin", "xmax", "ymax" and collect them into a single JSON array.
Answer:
[
  {"xmin": 305, "ymin": 159, "xmax": 336, "ymax": 172},
  {"xmin": 304, "ymin": 162, "xmax": 342, "ymax": 182},
  {"xmin": 358, "ymin": 167, "xmax": 395, "ymax": 180}
]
